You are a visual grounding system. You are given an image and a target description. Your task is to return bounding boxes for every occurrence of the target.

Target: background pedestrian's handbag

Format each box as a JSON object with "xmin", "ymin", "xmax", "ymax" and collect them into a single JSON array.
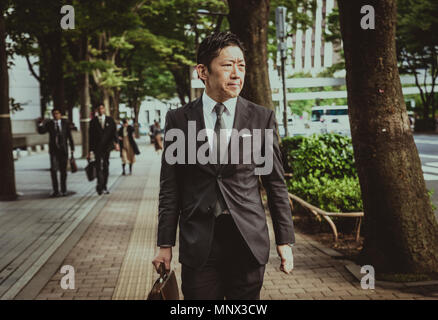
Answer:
[
  {"xmin": 70, "ymin": 157, "xmax": 78, "ymax": 173},
  {"xmin": 85, "ymin": 160, "xmax": 96, "ymax": 181},
  {"xmin": 147, "ymin": 263, "xmax": 180, "ymax": 300}
]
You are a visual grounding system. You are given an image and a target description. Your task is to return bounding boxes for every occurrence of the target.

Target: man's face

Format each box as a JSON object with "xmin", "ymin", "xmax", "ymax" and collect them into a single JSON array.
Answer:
[
  {"xmin": 53, "ymin": 110, "xmax": 61, "ymax": 120},
  {"xmin": 197, "ymin": 45, "xmax": 245, "ymax": 102},
  {"xmin": 98, "ymin": 105, "xmax": 106, "ymax": 116}
]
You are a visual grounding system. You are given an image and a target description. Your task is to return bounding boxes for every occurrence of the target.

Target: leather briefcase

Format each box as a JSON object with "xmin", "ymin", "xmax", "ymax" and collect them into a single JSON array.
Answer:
[
  {"xmin": 147, "ymin": 263, "xmax": 180, "ymax": 300},
  {"xmin": 85, "ymin": 160, "xmax": 96, "ymax": 181}
]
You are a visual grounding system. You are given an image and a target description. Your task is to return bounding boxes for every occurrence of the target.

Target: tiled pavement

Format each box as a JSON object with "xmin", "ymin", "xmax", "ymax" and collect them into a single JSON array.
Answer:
[{"xmin": 2, "ymin": 143, "xmax": 438, "ymax": 300}]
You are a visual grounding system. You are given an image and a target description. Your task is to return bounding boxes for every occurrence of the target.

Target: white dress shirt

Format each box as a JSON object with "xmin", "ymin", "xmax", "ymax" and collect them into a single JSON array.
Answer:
[
  {"xmin": 55, "ymin": 119, "xmax": 62, "ymax": 130},
  {"xmin": 202, "ymin": 91, "xmax": 237, "ymax": 151},
  {"xmin": 99, "ymin": 115, "xmax": 106, "ymax": 128}
]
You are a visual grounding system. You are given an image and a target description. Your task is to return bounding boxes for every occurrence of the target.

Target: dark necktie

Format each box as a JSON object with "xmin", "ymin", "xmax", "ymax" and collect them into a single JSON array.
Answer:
[
  {"xmin": 213, "ymin": 103, "xmax": 228, "ymax": 217},
  {"xmin": 213, "ymin": 103, "xmax": 226, "ymax": 166},
  {"xmin": 55, "ymin": 121, "xmax": 61, "ymax": 148}
]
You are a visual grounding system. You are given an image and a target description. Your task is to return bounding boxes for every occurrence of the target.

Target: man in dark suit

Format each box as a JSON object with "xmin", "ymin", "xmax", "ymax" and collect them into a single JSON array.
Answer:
[
  {"xmin": 88, "ymin": 104, "xmax": 119, "ymax": 195},
  {"xmin": 152, "ymin": 32, "xmax": 295, "ymax": 300},
  {"xmin": 37, "ymin": 108, "xmax": 75, "ymax": 197}
]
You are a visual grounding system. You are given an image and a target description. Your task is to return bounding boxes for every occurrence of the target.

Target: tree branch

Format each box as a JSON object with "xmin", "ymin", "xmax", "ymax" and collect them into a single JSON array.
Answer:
[{"xmin": 24, "ymin": 53, "xmax": 41, "ymax": 83}]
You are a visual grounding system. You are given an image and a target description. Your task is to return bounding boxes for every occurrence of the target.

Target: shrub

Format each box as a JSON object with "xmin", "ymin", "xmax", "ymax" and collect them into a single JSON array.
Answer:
[
  {"xmin": 281, "ymin": 134, "xmax": 363, "ymax": 230},
  {"xmin": 281, "ymin": 134, "xmax": 357, "ymax": 180},
  {"xmin": 288, "ymin": 175, "xmax": 363, "ymax": 213},
  {"xmin": 280, "ymin": 135, "xmax": 305, "ymax": 174}
]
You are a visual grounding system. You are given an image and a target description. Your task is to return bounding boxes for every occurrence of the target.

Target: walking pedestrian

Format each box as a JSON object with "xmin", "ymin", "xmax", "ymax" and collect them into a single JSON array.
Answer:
[
  {"xmin": 152, "ymin": 32, "xmax": 295, "ymax": 300},
  {"xmin": 37, "ymin": 109, "xmax": 75, "ymax": 197},
  {"xmin": 88, "ymin": 104, "xmax": 119, "ymax": 195},
  {"xmin": 118, "ymin": 119, "xmax": 140, "ymax": 175},
  {"xmin": 149, "ymin": 121, "xmax": 156, "ymax": 145},
  {"xmin": 153, "ymin": 120, "xmax": 163, "ymax": 153}
]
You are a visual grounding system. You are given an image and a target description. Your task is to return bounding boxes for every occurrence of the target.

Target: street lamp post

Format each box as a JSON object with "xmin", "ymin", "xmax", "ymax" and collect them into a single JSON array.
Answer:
[
  {"xmin": 196, "ymin": 9, "xmax": 227, "ymax": 32},
  {"xmin": 276, "ymin": 6, "xmax": 288, "ymax": 137}
]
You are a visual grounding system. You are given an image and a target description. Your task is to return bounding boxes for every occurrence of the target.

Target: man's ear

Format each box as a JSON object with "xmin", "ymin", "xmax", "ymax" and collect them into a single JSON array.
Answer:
[{"xmin": 195, "ymin": 64, "xmax": 208, "ymax": 82}]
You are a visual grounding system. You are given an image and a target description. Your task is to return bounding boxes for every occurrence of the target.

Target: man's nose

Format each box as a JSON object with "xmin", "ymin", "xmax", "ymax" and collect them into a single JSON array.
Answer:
[{"xmin": 230, "ymin": 64, "xmax": 241, "ymax": 78}]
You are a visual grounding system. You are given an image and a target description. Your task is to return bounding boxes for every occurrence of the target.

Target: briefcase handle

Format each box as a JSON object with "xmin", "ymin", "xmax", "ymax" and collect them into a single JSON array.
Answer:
[{"xmin": 157, "ymin": 263, "xmax": 168, "ymax": 282}]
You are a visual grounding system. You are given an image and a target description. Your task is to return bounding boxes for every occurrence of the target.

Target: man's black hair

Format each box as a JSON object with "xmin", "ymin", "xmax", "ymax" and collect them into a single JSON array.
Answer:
[
  {"xmin": 196, "ymin": 32, "xmax": 245, "ymax": 70},
  {"xmin": 51, "ymin": 108, "xmax": 61, "ymax": 115}
]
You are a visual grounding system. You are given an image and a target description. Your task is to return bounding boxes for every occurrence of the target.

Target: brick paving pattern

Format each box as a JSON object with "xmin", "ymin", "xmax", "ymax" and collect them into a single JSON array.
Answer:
[{"xmin": 5, "ymin": 144, "xmax": 438, "ymax": 300}]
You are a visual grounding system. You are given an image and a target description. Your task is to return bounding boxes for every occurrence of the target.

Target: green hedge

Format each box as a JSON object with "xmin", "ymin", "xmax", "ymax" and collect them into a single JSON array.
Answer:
[
  {"xmin": 287, "ymin": 175, "xmax": 363, "ymax": 213},
  {"xmin": 281, "ymin": 134, "xmax": 357, "ymax": 180},
  {"xmin": 280, "ymin": 134, "xmax": 363, "ymax": 214}
]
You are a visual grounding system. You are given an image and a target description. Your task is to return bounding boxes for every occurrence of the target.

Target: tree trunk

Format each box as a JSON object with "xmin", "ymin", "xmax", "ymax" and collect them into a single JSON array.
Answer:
[
  {"xmin": 103, "ymin": 89, "xmax": 110, "ymax": 116},
  {"xmin": 338, "ymin": 0, "xmax": 438, "ymax": 273},
  {"xmin": 67, "ymin": 100, "xmax": 74, "ymax": 124},
  {"xmin": 133, "ymin": 99, "xmax": 140, "ymax": 138},
  {"xmin": 169, "ymin": 65, "xmax": 189, "ymax": 105},
  {"xmin": 79, "ymin": 71, "xmax": 91, "ymax": 158},
  {"xmin": 38, "ymin": 41, "xmax": 51, "ymax": 118},
  {"xmin": 0, "ymin": 7, "xmax": 17, "ymax": 201},
  {"xmin": 49, "ymin": 31, "xmax": 66, "ymax": 115},
  {"xmin": 78, "ymin": 36, "xmax": 91, "ymax": 158},
  {"xmin": 228, "ymin": 0, "xmax": 274, "ymax": 110},
  {"xmin": 112, "ymin": 89, "xmax": 120, "ymax": 121}
]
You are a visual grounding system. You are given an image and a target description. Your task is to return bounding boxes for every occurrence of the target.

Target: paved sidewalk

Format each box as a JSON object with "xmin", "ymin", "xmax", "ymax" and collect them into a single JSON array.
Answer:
[
  {"xmin": 2, "ymin": 144, "xmax": 438, "ymax": 300},
  {"xmin": 0, "ymin": 147, "xmax": 123, "ymax": 299}
]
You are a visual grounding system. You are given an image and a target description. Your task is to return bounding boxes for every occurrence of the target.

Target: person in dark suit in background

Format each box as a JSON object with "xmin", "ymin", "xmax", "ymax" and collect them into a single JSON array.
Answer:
[
  {"xmin": 88, "ymin": 104, "xmax": 119, "ymax": 195},
  {"xmin": 152, "ymin": 32, "xmax": 295, "ymax": 300},
  {"xmin": 37, "ymin": 108, "xmax": 75, "ymax": 197}
]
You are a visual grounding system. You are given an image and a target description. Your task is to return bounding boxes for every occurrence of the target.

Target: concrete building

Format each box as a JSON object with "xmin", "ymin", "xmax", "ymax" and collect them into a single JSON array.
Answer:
[{"xmin": 288, "ymin": 0, "xmax": 341, "ymax": 76}]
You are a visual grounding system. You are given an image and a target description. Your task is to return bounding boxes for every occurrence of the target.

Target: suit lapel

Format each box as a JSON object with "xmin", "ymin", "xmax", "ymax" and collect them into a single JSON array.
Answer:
[
  {"xmin": 184, "ymin": 97, "xmax": 216, "ymax": 176},
  {"xmin": 219, "ymin": 96, "xmax": 251, "ymax": 174}
]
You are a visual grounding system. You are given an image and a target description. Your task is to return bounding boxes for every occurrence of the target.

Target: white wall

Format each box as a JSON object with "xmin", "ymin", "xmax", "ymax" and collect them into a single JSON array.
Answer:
[{"xmin": 9, "ymin": 53, "xmax": 41, "ymax": 122}]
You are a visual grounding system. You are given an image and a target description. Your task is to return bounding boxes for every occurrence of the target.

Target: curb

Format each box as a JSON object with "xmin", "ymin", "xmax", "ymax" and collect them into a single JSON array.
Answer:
[{"xmin": 299, "ymin": 232, "xmax": 438, "ymax": 289}]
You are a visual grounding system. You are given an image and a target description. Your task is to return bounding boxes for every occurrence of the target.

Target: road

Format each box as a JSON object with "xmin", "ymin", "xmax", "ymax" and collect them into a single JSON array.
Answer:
[{"xmin": 414, "ymin": 134, "xmax": 438, "ymax": 220}]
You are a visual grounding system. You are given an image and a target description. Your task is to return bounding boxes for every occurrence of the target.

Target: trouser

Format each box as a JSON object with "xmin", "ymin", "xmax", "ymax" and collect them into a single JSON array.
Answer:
[
  {"xmin": 95, "ymin": 151, "xmax": 110, "ymax": 192},
  {"xmin": 181, "ymin": 214, "xmax": 265, "ymax": 300},
  {"xmin": 50, "ymin": 151, "xmax": 68, "ymax": 193}
]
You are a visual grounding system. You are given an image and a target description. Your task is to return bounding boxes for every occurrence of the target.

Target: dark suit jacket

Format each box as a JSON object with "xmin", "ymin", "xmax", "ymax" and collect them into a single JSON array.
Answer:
[
  {"xmin": 37, "ymin": 119, "xmax": 74, "ymax": 155},
  {"xmin": 89, "ymin": 116, "xmax": 118, "ymax": 155},
  {"xmin": 157, "ymin": 96, "xmax": 295, "ymax": 269},
  {"xmin": 118, "ymin": 125, "xmax": 140, "ymax": 156}
]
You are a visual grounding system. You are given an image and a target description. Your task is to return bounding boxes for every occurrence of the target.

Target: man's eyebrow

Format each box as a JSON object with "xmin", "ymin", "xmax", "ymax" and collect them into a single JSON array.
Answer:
[{"xmin": 223, "ymin": 58, "xmax": 245, "ymax": 63}]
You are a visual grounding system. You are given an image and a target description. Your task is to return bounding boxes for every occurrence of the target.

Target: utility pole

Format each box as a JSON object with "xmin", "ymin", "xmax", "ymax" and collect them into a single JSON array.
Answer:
[{"xmin": 276, "ymin": 6, "xmax": 288, "ymax": 137}]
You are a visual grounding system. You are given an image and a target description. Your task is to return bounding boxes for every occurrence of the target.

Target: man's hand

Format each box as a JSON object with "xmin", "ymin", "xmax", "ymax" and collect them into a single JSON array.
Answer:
[
  {"xmin": 152, "ymin": 247, "xmax": 172, "ymax": 274},
  {"xmin": 276, "ymin": 244, "xmax": 294, "ymax": 274}
]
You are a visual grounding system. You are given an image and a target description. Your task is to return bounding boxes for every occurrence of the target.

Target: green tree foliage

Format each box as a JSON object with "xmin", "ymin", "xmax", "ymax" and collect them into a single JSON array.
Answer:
[{"xmin": 397, "ymin": 0, "xmax": 438, "ymax": 121}]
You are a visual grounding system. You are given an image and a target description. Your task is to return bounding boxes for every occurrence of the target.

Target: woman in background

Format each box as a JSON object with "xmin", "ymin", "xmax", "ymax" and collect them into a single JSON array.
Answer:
[
  {"xmin": 153, "ymin": 120, "xmax": 163, "ymax": 153},
  {"xmin": 118, "ymin": 119, "xmax": 140, "ymax": 175}
]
